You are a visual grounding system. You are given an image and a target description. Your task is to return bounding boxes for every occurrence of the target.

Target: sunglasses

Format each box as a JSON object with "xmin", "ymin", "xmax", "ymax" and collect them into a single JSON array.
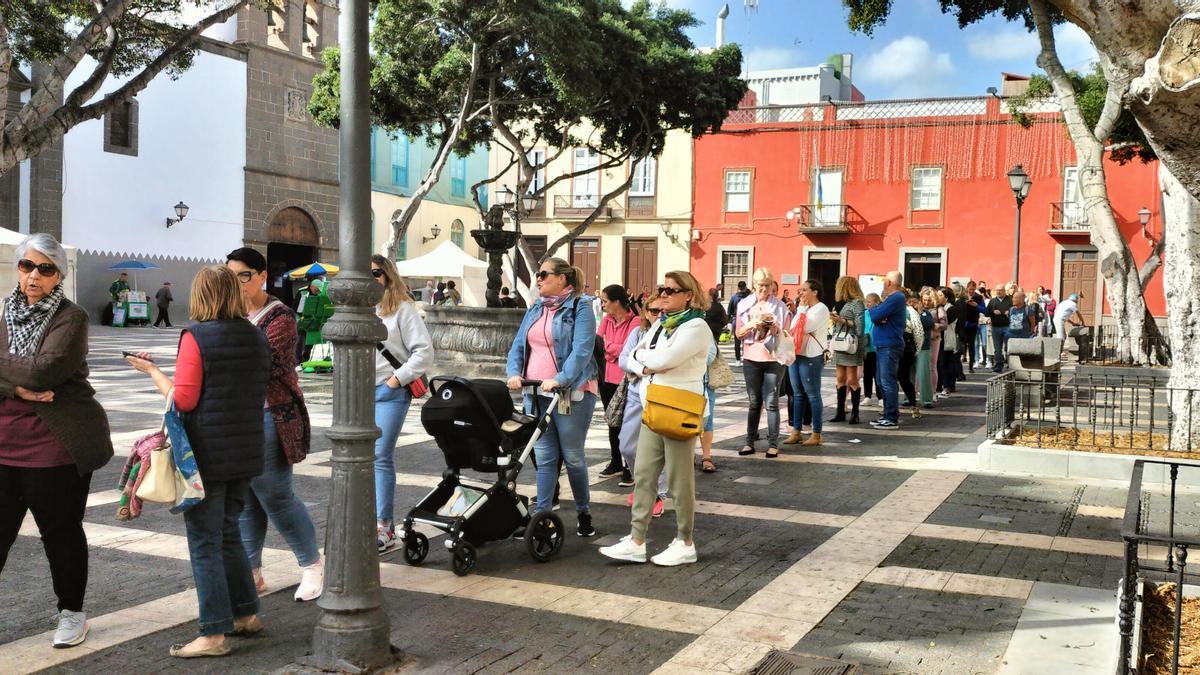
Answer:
[
  {"xmin": 657, "ymin": 286, "xmax": 684, "ymax": 296},
  {"xmin": 535, "ymin": 270, "xmax": 559, "ymax": 281},
  {"xmin": 17, "ymin": 259, "xmax": 58, "ymax": 276},
  {"xmin": 647, "ymin": 307, "xmax": 662, "ymax": 315},
  {"xmin": 370, "ymin": 268, "xmax": 385, "ymax": 278},
  {"xmin": 234, "ymin": 270, "xmax": 255, "ymax": 283}
]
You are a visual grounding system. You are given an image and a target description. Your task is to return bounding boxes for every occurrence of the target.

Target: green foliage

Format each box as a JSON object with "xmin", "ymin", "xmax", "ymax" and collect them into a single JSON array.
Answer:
[
  {"xmin": 1007, "ymin": 65, "xmax": 1155, "ymax": 164},
  {"xmin": 843, "ymin": 0, "xmax": 1048, "ymax": 35},
  {"xmin": 309, "ymin": 0, "xmax": 745, "ymax": 160}
]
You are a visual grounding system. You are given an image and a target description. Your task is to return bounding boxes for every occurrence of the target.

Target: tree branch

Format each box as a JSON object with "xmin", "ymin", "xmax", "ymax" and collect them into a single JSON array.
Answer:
[
  {"xmin": 0, "ymin": 12, "xmax": 11, "ymax": 110},
  {"xmin": 541, "ymin": 170, "xmax": 638, "ymax": 262},
  {"xmin": 1092, "ymin": 55, "xmax": 1127, "ymax": 144},
  {"xmin": 470, "ymin": 153, "xmax": 517, "ymax": 214},
  {"xmin": 64, "ymin": 0, "xmax": 122, "ymax": 110},
  {"xmin": 1139, "ymin": 237, "xmax": 1166, "ymax": 288}
]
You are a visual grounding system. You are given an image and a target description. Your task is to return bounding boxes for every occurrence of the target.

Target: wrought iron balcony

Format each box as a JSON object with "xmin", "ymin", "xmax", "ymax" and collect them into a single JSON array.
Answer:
[
  {"xmin": 795, "ymin": 204, "xmax": 850, "ymax": 232},
  {"xmin": 1049, "ymin": 201, "xmax": 1089, "ymax": 234},
  {"xmin": 553, "ymin": 195, "xmax": 616, "ymax": 221}
]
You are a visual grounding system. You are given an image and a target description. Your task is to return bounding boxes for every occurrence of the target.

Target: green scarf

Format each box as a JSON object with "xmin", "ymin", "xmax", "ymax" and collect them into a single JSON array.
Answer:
[{"xmin": 661, "ymin": 308, "xmax": 704, "ymax": 337}]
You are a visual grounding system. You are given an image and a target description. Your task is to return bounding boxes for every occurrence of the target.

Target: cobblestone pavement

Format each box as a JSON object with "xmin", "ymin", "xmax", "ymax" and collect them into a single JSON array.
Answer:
[{"xmin": 0, "ymin": 326, "xmax": 1169, "ymax": 673}]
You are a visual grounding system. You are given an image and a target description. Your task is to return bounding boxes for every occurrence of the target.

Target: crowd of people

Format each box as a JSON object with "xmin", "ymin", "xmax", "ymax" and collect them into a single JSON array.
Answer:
[{"xmin": 1, "ymin": 232, "xmax": 1092, "ymax": 657}]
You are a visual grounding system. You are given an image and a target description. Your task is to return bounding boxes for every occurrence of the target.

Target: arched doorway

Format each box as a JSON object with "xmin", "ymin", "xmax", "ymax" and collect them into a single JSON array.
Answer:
[{"xmin": 267, "ymin": 206, "xmax": 319, "ymax": 306}]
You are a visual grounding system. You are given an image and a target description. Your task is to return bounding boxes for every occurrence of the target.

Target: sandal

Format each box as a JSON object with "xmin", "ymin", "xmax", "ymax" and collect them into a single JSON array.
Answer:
[
  {"xmin": 170, "ymin": 640, "xmax": 231, "ymax": 658},
  {"xmin": 765, "ymin": 448, "xmax": 780, "ymax": 459},
  {"xmin": 738, "ymin": 446, "xmax": 755, "ymax": 456},
  {"xmin": 701, "ymin": 458, "xmax": 717, "ymax": 473}
]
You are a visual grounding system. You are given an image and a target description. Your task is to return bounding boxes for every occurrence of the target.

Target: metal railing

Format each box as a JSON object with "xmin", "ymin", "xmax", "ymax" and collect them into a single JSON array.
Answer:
[
  {"xmin": 985, "ymin": 371, "xmax": 1199, "ymax": 453},
  {"xmin": 1049, "ymin": 201, "xmax": 1088, "ymax": 231},
  {"xmin": 795, "ymin": 203, "xmax": 849, "ymax": 230},
  {"xmin": 1076, "ymin": 324, "xmax": 1172, "ymax": 367},
  {"xmin": 551, "ymin": 195, "xmax": 617, "ymax": 221},
  {"xmin": 1119, "ymin": 460, "xmax": 1200, "ymax": 674}
]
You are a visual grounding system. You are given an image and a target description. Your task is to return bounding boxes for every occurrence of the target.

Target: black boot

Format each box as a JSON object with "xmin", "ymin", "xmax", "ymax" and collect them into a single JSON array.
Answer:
[
  {"xmin": 829, "ymin": 386, "xmax": 847, "ymax": 423},
  {"xmin": 849, "ymin": 389, "xmax": 861, "ymax": 424}
]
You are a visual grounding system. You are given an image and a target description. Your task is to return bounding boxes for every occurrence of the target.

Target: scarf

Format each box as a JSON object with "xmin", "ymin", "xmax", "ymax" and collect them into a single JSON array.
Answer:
[
  {"xmin": 541, "ymin": 286, "xmax": 576, "ymax": 311},
  {"xmin": 661, "ymin": 308, "xmax": 704, "ymax": 337},
  {"xmin": 5, "ymin": 284, "xmax": 65, "ymax": 356}
]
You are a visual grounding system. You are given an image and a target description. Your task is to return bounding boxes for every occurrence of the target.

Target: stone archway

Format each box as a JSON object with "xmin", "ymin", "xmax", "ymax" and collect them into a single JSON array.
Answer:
[{"xmin": 267, "ymin": 206, "xmax": 320, "ymax": 306}]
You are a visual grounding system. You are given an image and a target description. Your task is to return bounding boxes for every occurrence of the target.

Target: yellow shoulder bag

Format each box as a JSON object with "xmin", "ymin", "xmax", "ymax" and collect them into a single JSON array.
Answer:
[{"xmin": 640, "ymin": 325, "xmax": 706, "ymax": 441}]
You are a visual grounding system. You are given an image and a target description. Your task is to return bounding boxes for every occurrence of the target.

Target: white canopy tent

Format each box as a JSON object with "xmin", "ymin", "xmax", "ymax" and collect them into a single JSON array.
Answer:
[
  {"xmin": 0, "ymin": 227, "xmax": 79, "ymax": 301},
  {"xmin": 393, "ymin": 240, "xmax": 502, "ymax": 306}
]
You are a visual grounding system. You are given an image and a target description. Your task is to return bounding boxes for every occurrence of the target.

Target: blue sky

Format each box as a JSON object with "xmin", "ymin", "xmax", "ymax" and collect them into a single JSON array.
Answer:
[{"xmin": 655, "ymin": 0, "xmax": 1099, "ymax": 99}]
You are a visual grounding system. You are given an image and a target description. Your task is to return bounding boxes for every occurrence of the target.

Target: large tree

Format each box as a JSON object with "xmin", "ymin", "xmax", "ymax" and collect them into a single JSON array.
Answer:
[
  {"xmin": 309, "ymin": 0, "xmax": 745, "ymax": 266},
  {"xmin": 0, "ymin": 0, "xmax": 251, "ymax": 177},
  {"xmin": 845, "ymin": 0, "xmax": 1200, "ymax": 447}
]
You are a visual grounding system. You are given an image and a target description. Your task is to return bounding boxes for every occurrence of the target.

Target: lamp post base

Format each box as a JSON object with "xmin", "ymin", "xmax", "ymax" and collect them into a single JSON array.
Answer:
[{"xmin": 304, "ymin": 608, "xmax": 399, "ymax": 673}]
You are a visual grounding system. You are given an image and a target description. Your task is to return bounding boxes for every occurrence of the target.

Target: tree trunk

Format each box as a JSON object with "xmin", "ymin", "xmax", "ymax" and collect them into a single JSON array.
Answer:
[{"xmin": 1159, "ymin": 164, "xmax": 1200, "ymax": 451}]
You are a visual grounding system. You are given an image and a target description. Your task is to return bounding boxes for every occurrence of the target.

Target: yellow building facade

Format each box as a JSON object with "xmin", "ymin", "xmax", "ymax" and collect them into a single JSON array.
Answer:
[
  {"xmin": 488, "ymin": 127, "xmax": 693, "ymax": 297},
  {"xmin": 370, "ymin": 191, "xmax": 485, "ymax": 262}
]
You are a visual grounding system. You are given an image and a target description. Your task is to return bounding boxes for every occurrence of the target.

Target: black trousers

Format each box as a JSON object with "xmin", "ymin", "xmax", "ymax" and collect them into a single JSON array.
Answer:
[
  {"xmin": 733, "ymin": 337, "xmax": 743, "ymax": 361},
  {"xmin": 863, "ymin": 352, "xmax": 877, "ymax": 399},
  {"xmin": 937, "ymin": 349, "xmax": 958, "ymax": 393},
  {"xmin": 154, "ymin": 305, "xmax": 172, "ymax": 327},
  {"xmin": 597, "ymin": 380, "xmax": 624, "ymax": 467},
  {"xmin": 898, "ymin": 349, "xmax": 917, "ymax": 406},
  {"xmin": 0, "ymin": 464, "xmax": 92, "ymax": 612}
]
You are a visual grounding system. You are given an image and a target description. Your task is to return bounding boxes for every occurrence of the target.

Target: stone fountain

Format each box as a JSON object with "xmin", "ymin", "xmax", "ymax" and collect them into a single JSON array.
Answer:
[{"xmin": 421, "ymin": 205, "xmax": 525, "ymax": 379}]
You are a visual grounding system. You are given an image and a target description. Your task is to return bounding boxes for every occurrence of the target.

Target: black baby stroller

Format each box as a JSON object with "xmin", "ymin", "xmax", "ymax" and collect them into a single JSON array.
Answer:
[{"xmin": 398, "ymin": 376, "xmax": 566, "ymax": 576}]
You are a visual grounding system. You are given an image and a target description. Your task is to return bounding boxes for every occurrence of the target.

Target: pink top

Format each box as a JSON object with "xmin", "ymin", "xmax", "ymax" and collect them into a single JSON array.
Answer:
[
  {"xmin": 0, "ymin": 397, "xmax": 73, "ymax": 468},
  {"xmin": 597, "ymin": 312, "xmax": 638, "ymax": 384},
  {"xmin": 524, "ymin": 305, "xmax": 599, "ymax": 395},
  {"xmin": 173, "ymin": 332, "xmax": 204, "ymax": 412}
]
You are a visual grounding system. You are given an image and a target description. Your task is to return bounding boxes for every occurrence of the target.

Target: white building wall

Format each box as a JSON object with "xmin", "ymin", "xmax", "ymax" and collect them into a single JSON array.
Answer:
[{"xmin": 61, "ymin": 49, "xmax": 246, "ymax": 261}]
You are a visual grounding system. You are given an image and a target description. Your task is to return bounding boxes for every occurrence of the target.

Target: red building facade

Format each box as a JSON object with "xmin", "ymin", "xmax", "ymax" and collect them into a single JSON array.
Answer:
[{"xmin": 690, "ymin": 96, "xmax": 1165, "ymax": 321}]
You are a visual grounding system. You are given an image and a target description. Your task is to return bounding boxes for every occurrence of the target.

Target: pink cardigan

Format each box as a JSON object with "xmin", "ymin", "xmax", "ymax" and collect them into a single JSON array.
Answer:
[{"xmin": 597, "ymin": 313, "xmax": 638, "ymax": 384}]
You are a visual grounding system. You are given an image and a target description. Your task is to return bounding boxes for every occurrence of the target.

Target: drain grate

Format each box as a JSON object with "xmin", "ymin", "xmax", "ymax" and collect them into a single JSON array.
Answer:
[{"xmin": 749, "ymin": 650, "xmax": 858, "ymax": 675}]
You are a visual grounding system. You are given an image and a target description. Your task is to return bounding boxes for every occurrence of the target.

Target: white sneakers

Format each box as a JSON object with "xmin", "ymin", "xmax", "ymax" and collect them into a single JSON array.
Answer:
[
  {"xmin": 599, "ymin": 535, "xmax": 646, "ymax": 563},
  {"xmin": 651, "ymin": 539, "xmax": 698, "ymax": 566},
  {"xmin": 294, "ymin": 559, "xmax": 324, "ymax": 602},
  {"xmin": 52, "ymin": 610, "xmax": 88, "ymax": 648},
  {"xmin": 599, "ymin": 536, "xmax": 697, "ymax": 566}
]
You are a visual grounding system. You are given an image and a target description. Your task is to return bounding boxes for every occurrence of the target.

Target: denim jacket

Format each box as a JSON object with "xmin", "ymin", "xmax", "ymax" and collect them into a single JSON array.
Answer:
[{"xmin": 506, "ymin": 294, "xmax": 598, "ymax": 395}]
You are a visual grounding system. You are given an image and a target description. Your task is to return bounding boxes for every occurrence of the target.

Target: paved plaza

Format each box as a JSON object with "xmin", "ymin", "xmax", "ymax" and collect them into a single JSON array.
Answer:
[{"xmin": 2, "ymin": 326, "xmax": 1189, "ymax": 674}]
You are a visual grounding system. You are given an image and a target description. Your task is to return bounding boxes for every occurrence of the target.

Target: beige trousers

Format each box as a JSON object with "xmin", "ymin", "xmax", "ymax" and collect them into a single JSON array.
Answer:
[{"xmin": 630, "ymin": 425, "xmax": 697, "ymax": 543}]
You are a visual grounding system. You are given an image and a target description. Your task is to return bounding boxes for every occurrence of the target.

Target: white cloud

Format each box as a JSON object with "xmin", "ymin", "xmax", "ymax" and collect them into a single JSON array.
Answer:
[
  {"xmin": 858, "ymin": 36, "xmax": 956, "ymax": 98},
  {"xmin": 966, "ymin": 28, "xmax": 1039, "ymax": 62},
  {"xmin": 1054, "ymin": 22, "xmax": 1099, "ymax": 70},
  {"xmin": 744, "ymin": 46, "xmax": 807, "ymax": 73}
]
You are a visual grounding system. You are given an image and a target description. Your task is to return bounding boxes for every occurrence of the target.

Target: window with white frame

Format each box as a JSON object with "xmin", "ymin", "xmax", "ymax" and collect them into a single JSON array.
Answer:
[
  {"xmin": 720, "ymin": 249, "xmax": 750, "ymax": 300},
  {"xmin": 572, "ymin": 148, "xmax": 599, "ymax": 207},
  {"xmin": 724, "ymin": 170, "xmax": 751, "ymax": 212},
  {"xmin": 526, "ymin": 149, "xmax": 546, "ymax": 195},
  {"xmin": 630, "ymin": 157, "xmax": 656, "ymax": 196},
  {"xmin": 910, "ymin": 166, "xmax": 942, "ymax": 211},
  {"xmin": 1062, "ymin": 166, "xmax": 1084, "ymax": 226}
]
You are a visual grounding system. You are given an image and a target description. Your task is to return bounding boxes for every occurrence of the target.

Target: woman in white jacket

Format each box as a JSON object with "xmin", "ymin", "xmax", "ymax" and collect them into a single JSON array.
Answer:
[
  {"xmin": 370, "ymin": 255, "xmax": 435, "ymax": 553},
  {"xmin": 600, "ymin": 271, "xmax": 713, "ymax": 567}
]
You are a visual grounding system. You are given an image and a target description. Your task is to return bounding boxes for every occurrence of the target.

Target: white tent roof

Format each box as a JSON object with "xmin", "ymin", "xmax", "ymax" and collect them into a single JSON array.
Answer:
[{"xmin": 393, "ymin": 240, "xmax": 488, "ymax": 278}]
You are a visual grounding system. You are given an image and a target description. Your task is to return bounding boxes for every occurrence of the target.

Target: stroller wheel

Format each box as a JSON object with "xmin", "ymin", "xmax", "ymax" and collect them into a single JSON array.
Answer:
[
  {"xmin": 525, "ymin": 511, "xmax": 565, "ymax": 562},
  {"xmin": 403, "ymin": 531, "xmax": 429, "ymax": 566},
  {"xmin": 451, "ymin": 540, "xmax": 477, "ymax": 577}
]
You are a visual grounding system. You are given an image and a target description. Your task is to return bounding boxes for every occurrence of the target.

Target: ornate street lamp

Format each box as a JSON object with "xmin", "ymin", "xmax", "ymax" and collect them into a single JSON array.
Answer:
[
  {"xmin": 1007, "ymin": 164, "xmax": 1032, "ymax": 285},
  {"xmin": 306, "ymin": 0, "xmax": 394, "ymax": 667},
  {"xmin": 165, "ymin": 201, "xmax": 189, "ymax": 228}
]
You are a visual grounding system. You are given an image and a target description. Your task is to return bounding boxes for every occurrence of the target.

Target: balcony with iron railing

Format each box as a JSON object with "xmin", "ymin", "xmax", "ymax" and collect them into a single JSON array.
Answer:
[
  {"xmin": 1049, "ymin": 201, "xmax": 1089, "ymax": 234},
  {"xmin": 626, "ymin": 195, "xmax": 655, "ymax": 218},
  {"xmin": 553, "ymin": 195, "xmax": 618, "ymax": 221},
  {"xmin": 795, "ymin": 204, "xmax": 850, "ymax": 233}
]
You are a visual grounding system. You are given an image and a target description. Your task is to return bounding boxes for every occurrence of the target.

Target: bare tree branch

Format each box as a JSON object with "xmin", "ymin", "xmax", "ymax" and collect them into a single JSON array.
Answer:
[
  {"xmin": 64, "ymin": 0, "xmax": 121, "ymax": 110},
  {"xmin": 0, "ymin": 12, "xmax": 12, "ymax": 109},
  {"xmin": 1092, "ymin": 55, "xmax": 1127, "ymax": 144},
  {"xmin": 470, "ymin": 153, "xmax": 517, "ymax": 213},
  {"xmin": 1139, "ymin": 237, "xmax": 1166, "ymax": 288}
]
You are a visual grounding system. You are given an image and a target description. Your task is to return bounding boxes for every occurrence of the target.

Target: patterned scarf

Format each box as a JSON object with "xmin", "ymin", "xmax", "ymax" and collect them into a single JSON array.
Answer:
[
  {"xmin": 661, "ymin": 308, "xmax": 704, "ymax": 337},
  {"xmin": 5, "ymin": 283, "xmax": 65, "ymax": 356},
  {"xmin": 541, "ymin": 286, "xmax": 576, "ymax": 311}
]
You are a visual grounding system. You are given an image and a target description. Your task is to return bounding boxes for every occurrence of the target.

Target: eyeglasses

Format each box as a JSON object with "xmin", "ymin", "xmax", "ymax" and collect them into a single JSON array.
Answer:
[
  {"xmin": 17, "ymin": 259, "xmax": 58, "ymax": 276},
  {"xmin": 234, "ymin": 270, "xmax": 255, "ymax": 283},
  {"xmin": 370, "ymin": 268, "xmax": 385, "ymax": 278},
  {"xmin": 657, "ymin": 286, "xmax": 684, "ymax": 296}
]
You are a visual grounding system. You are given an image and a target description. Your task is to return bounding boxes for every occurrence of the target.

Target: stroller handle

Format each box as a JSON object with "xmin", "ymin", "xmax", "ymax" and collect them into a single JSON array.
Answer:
[{"xmin": 519, "ymin": 378, "xmax": 562, "ymax": 392}]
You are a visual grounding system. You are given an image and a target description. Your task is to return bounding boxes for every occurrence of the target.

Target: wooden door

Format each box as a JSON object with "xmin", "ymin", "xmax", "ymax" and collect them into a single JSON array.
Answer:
[
  {"xmin": 1060, "ymin": 250, "xmax": 1099, "ymax": 323},
  {"xmin": 623, "ymin": 239, "xmax": 658, "ymax": 296},
  {"xmin": 515, "ymin": 235, "xmax": 547, "ymax": 287},
  {"xmin": 571, "ymin": 238, "xmax": 601, "ymax": 292}
]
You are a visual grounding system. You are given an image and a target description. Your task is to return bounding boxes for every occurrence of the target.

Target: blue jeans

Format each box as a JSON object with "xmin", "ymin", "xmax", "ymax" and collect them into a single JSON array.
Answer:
[
  {"xmin": 744, "ymin": 359, "xmax": 783, "ymax": 446},
  {"xmin": 790, "ymin": 356, "xmax": 825, "ymax": 433},
  {"xmin": 991, "ymin": 329, "xmax": 1009, "ymax": 371},
  {"xmin": 529, "ymin": 392, "xmax": 596, "ymax": 514},
  {"xmin": 374, "ymin": 383, "xmax": 413, "ymax": 524},
  {"xmin": 875, "ymin": 346, "xmax": 901, "ymax": 423},
  {"xmin": 240, "ymin": 411, "xmax": 320, "ymax": 569},
  {"xmin": 183, "ymin": 478, "xmax": 258, "ymax": 636}
]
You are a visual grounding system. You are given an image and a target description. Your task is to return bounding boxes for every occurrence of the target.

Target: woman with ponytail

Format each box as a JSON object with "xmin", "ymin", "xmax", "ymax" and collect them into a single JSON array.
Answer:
[{"xmin": 506, "ymin": 257, "xmax": 600, "ymax": 538}]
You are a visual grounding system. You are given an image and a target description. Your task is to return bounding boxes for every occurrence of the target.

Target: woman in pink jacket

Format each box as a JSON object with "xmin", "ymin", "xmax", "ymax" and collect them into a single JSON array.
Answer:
[{"xmin": 596, "ymin": 285, "xmax": 639, "ymax": 484}]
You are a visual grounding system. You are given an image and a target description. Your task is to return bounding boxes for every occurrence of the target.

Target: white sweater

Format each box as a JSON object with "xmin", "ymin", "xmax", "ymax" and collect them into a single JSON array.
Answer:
[
  {"xmin": 375, "ymin": 301, "xmax": 435, "ymax": 386},
  {"xmin": 627, "ymin": 317, "xmax": 713, "ymax": 399}
]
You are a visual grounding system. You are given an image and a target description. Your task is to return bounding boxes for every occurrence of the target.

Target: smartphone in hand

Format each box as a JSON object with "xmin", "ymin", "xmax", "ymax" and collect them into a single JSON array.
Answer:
[{"xmin": 122, "ymin": 351, "xmax": 152, "ymax": 362}]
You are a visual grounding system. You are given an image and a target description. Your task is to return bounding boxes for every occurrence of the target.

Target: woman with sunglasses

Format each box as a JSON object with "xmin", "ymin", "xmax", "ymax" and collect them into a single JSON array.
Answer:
[
  {"xmin": 370, "ymin": 256, "xmax": 435, "ymax": 553},
  {"xmin": 616, "ymin": 299, "xmax": 669, "ymax": 515},
  {"xmin": 225, "ymin": 248, "xmax": 322, "ymax": 602},
  {"xmin": 734, "ymin": 268, "xmax": 792, "ymax": 458},
  {"xmin": 0, "ymin": 234, "xmax": 113, "ymax": 649},
  {"xmin": 506, "ymin": 258, "xmax": 599, "ymax": 537},
  {"xmin": 600, "ymin": 271, "xmax": 713, "ymax": 566}
]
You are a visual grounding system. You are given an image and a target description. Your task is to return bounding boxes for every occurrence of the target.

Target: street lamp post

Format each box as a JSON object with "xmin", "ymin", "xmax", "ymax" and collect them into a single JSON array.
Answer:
[
  {"xmin": 307, "ymin": 0, "xmax": 394, "ymax": 667},
  {"xmin": 1007, "ymin": 164, "xmax": 1032, "ymax": 286}
]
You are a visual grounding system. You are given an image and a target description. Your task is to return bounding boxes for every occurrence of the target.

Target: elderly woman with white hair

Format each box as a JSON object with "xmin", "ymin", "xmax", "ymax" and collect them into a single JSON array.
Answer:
[{"xmin": 0, "ymin": 233, "xmax": 113, "ymax": 649}]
